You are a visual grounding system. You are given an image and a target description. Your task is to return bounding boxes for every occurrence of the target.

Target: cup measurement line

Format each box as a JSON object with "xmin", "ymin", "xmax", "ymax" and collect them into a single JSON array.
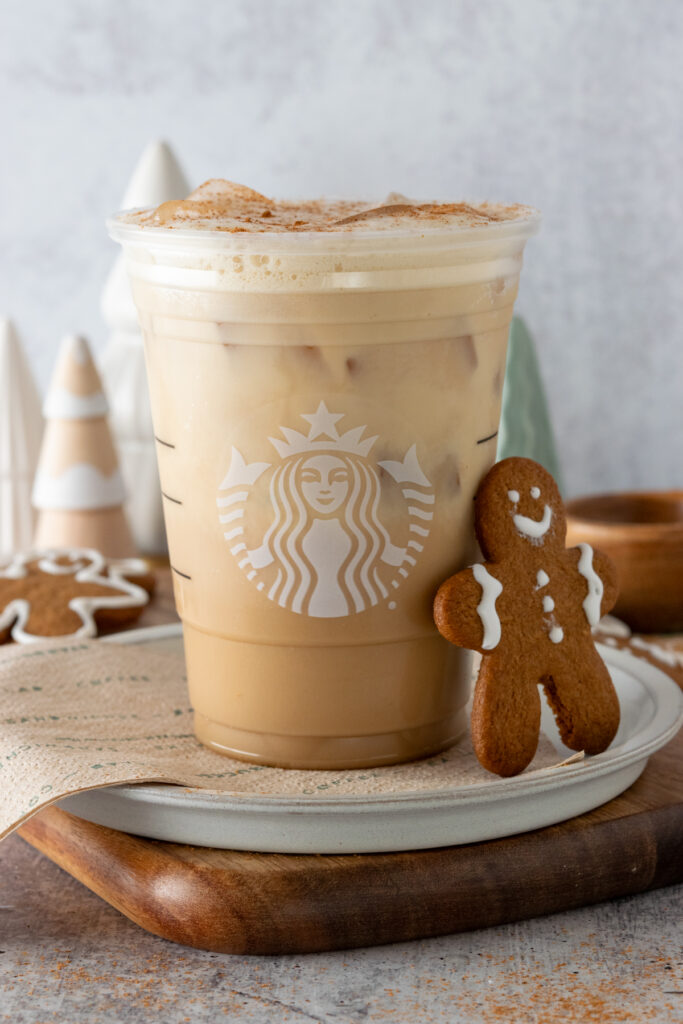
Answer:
[
  {"xmin": 171, "ymin": 566, "xmax": 192, "ymax": 580},
  {"xmin": 476, "ymin": 430, "xmax": 499, "ymax": 445},
  {"xmin": 154, "ymin": 436, "xmax": 176, "ymax": 449},
  {"xmin": 162, "ymin": 491, "xmax": 183, "ymax": 505}
]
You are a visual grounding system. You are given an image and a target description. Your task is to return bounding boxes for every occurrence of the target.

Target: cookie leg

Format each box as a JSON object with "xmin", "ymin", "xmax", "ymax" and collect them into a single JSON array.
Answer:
[
  {"xmin": 471, "ymin": 658, "xmax": 541, "ymax": 777},
  {"xmin": 542, "ymin": 646, "xmax": 620, "ymax": 755}
]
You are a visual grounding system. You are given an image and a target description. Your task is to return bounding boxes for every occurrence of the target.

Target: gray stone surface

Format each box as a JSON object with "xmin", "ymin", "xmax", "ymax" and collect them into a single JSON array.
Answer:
[
  {"xmin": 0, "ymin": 0, "xmax": 682, "ymax": 499},
  {"xmin": 1, "ymin": 832, "xmax": 681, "ymax": 1023}
]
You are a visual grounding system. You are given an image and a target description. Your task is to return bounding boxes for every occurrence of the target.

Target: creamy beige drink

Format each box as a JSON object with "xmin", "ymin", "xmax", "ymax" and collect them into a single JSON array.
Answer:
[{"xmin": 110, "ymin": 181, "xmax": 538, "ymax": 768}]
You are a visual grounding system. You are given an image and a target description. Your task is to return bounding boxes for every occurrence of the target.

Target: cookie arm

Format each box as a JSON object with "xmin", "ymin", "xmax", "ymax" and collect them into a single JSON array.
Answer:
[
  {"xmin": 434, "ymin": 564, "xmax": 503, "ymax": 653},
  {"xmin": 592, "ymin": 549, "xmax": 619, "ymax": 617}
]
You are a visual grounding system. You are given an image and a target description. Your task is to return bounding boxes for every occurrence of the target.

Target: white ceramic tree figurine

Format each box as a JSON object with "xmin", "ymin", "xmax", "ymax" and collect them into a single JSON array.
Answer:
[
  {"xmin": 33, "ymin": 334, "xmax": 135, "ymax": 557},
  {"xmin": 100, "ymin": 139, "xmax": 191, "ymax": 555},
  {"xmin": 0, "ymin": 319, "xmax": 43, "ymax": 560}
]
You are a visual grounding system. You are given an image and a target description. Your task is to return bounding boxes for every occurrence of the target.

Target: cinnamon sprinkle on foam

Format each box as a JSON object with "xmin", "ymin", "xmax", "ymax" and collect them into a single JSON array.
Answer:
[{"xmin": 124, "ymin": 179, "xmax": 535, "ymax": 234}]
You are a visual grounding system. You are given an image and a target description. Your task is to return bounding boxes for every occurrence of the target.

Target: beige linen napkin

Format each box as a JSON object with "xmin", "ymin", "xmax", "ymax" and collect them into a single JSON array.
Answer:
[{"xmin": 0, "ymin": 634, "xmax": 573, "ymax": 843}]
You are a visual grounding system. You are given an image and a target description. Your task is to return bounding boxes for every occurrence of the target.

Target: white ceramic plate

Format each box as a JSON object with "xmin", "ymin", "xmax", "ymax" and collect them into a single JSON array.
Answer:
[{"xmin": 59, "ymin": 625, "xmax": 683, "ymax": 854}]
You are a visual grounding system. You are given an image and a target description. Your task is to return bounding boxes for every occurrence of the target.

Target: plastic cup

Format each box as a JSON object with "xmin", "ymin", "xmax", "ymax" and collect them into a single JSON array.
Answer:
[{"xmin": 109, "ymin": 206, "xmax": 539, "ymax": 768}]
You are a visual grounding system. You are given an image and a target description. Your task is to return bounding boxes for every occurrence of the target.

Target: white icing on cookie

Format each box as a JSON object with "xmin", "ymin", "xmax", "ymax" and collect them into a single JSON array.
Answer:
[
  {"xmin": 537, "ymin": 575, "xmax": 562, "ymax": 642},
  {"xmin": 530, "ymin": 486, "xmax": 541, "ymax": 499},
  {"xmin": 577, "ymin": 543, "xmax": 603, "ymax": 627},
  {"xmin": 0, "ymin": 548, "xmax": 150, "ymax": 643},
  {"xmin": 513, "ymin": 504, "xmax": 552, "ymax": 540},
  {"xmin": 507, "ymin": 490, "xmax": 520, "ymax": 503},
  {"xmin": 549, "ymin": 625, "xmax": 564, "ymax": 644},
  {"xmin": 472, "ymin": 563, "xmax": 503, "ymax": 651}
]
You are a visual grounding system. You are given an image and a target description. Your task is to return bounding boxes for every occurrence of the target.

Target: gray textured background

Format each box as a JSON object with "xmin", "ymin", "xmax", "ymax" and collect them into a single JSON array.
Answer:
[{"xmin": 1, "ymin": 0, "xmax": 681, "ymax": 497}]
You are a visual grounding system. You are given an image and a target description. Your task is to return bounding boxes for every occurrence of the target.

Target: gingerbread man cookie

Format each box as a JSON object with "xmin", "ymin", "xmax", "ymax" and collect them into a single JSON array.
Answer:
[
  {"xmin": 434, "ymin": 457, "xmax": 620, "ymax": 777},
  {"xmin": 0, "ymin": 549, "xmax": 154, "ymax": 643}
]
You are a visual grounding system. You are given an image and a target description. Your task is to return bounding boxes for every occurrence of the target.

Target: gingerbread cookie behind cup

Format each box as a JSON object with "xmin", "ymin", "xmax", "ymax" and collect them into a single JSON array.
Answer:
[
  {"xmin": 434, "ymin": 457, "xmax": 620, "ymax": 777},
  {"xmin": 0, "ymin": 549, "xmax": 154, "ymax": 643}
]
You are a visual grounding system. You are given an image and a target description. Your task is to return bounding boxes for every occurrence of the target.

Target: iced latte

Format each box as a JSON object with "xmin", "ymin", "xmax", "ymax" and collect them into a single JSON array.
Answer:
[{"xmin": 110, "ymin": 182, "xmax": 539, "ymax": 768}]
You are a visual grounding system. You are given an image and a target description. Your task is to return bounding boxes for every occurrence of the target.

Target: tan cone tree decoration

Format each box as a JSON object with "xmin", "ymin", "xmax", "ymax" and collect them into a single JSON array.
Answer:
[{"xmin": 32, "ymin": 334, "xmax": 135, "ymax": 557}]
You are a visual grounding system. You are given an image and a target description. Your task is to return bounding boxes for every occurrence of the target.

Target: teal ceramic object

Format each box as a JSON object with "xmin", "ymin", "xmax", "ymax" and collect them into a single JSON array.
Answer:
[{"xmin": 496, "ymin": 316, "xmax": 563, "ymax": 493}]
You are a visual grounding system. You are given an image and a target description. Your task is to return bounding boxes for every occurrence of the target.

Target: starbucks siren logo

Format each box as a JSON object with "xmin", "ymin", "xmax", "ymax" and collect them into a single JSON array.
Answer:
[{"xmin": 216, "ymin": 402, "xmax": 434, "ymax": 617}]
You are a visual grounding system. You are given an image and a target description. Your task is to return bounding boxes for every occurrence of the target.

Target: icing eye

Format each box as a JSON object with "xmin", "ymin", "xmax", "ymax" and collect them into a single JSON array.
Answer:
[
  {"xmin": 530, "ymin": 486, "xmax": 541, "ymax": 499},
  {"xmin": 507, "ymin": 490, "xmax": 520, "ymax": 503}
]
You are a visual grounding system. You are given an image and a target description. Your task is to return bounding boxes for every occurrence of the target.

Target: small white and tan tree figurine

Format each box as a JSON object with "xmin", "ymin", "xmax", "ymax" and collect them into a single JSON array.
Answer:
[
  {"xmin": 32, "ymin": 334, "xmax": 135, "ymax": 557},
  {"xmin": 0, "ymin": 319, "xmax": 43, "ymax": 560},
  {"xmin": 101, "ymin": 139, "xmax": 191, "ymax": 555}
]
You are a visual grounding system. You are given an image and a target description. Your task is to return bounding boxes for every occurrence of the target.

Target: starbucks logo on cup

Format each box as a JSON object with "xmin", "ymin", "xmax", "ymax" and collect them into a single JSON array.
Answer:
[{"xmin": 216, "ymin": 402, "xmax": 433, "ymax": 617}]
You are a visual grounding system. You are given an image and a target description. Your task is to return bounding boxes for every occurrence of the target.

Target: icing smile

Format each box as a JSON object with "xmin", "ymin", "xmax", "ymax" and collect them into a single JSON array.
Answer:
[{"xmin": 513, "ymin": 504, "xmax": 553, "ymax": 540}]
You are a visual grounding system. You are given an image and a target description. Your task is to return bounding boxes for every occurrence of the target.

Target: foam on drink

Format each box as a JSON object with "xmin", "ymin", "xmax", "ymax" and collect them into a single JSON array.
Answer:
[{"xmin": 124, "ymin": 178, "xmax": 535, "ymax": 234}]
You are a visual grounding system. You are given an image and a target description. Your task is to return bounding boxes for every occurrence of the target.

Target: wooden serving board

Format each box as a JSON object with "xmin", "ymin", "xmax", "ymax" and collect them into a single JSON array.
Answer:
[
  {"xmin": 16, "ymin": 729, "xmax": 682, "ymax": 955},
  {"xmin": 16, "ymin": 572, "xmax": 683, "ymax": 954}
]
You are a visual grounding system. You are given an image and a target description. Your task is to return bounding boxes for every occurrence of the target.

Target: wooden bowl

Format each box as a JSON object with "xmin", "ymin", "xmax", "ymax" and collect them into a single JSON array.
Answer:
[{"xmin": 566, "ymin": 491, "xmax": 683, "ymax": 633}]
